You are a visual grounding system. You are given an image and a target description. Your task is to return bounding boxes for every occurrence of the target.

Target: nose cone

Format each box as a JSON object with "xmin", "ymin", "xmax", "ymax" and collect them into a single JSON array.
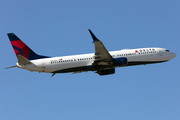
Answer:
[{"xmin": 171, "ymin": 52, "xmax": 177, "ymax": 59}]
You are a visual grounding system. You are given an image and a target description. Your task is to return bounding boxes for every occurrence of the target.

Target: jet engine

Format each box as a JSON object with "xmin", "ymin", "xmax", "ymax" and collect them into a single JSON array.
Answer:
[
  {"xmin": 97, "ymin": 68, "xmax": 115, "ymax": 76},
  {"xmin": 110, "ymin": 57, "xmax": 128, "ymax": 66}
]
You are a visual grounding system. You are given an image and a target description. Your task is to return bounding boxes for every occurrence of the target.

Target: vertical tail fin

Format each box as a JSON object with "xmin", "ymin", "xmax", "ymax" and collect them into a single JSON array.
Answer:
[{"xmin": 7, "ymin": 33, "xmax": 49, "ymax": 60}]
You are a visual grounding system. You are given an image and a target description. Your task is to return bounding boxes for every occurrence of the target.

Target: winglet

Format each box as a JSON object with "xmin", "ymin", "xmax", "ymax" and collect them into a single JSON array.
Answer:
[{"xmin": 88, "ymin": 29, "xmax": 100, "ymax": 43}]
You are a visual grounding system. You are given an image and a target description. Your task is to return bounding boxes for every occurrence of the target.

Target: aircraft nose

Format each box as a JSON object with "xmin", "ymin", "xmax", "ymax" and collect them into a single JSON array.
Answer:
[{"xmin": 171, "ymin": 52, "xmax": 177, "ymax": 59}]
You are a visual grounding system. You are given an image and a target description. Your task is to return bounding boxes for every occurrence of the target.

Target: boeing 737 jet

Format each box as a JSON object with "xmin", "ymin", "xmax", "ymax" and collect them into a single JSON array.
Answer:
[{"xmin": 5, "ymin": 30, "xmax": 176, "ymax": 76}]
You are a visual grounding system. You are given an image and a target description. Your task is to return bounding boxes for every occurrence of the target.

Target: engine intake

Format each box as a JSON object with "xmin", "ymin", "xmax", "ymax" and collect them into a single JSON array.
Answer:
[{"xmin": 110, "ymin": 57, "xmax": 128, "ymax": 66}]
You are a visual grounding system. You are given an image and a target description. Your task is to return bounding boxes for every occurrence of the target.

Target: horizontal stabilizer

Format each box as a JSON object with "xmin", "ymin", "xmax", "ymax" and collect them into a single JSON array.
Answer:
[
  {"xmin": 4, "ymin": 65, "xmax": 18, "ymax": 69},
  {"xmin": 18, "ymin": 55, "xmax": 31, "ymax": 65}
]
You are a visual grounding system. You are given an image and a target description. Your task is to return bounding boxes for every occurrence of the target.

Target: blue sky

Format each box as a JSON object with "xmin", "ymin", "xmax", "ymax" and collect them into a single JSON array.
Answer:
[{"xmin": 1, "ymin": 0, "xmax": 180, "ymax": 120}]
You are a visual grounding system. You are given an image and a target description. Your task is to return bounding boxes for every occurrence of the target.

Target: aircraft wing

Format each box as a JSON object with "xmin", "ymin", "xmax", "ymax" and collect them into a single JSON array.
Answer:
[{"xmin": 88, "ymin": 29, "xmax": 112, "ymax": 65}]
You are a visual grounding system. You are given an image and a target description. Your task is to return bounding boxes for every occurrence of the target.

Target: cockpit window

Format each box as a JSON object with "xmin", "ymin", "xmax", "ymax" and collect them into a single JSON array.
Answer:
[{"xmin": 165, "ymin": 50, "xmax": 170, "ymax": 52}]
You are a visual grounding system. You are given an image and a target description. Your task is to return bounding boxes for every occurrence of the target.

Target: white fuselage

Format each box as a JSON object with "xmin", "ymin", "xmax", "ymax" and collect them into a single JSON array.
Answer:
[{"xmin": 17, "ymin": 47, "xmax": 176, "ymax": 73}]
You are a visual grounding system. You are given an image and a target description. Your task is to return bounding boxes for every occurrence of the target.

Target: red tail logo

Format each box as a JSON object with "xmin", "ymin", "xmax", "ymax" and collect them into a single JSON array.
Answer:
[{"xmin": 7, "ymin": 33, "xmax": 49, "ymax": 60}]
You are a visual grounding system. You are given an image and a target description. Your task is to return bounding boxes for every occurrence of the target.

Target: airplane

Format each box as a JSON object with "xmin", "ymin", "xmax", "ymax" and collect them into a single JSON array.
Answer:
[{"xmin": 5, "ymin": 29, "xmax": 176, "ymax": 76}]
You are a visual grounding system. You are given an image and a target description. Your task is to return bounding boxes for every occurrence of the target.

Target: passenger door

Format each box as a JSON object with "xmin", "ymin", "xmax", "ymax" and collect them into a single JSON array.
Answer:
[{"xmin": 41, "ymin": 60, "xmax": 46, "ymax": 69}]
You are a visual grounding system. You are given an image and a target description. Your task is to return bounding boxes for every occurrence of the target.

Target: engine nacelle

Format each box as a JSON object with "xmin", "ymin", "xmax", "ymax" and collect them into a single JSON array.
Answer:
[
  {"xmin": 110, "ymin": 57, "xmax": 128, "ymax": 66},
  {"xmin": 97, "ymin": 68, "xmax": 115, "ymax": 76}
]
